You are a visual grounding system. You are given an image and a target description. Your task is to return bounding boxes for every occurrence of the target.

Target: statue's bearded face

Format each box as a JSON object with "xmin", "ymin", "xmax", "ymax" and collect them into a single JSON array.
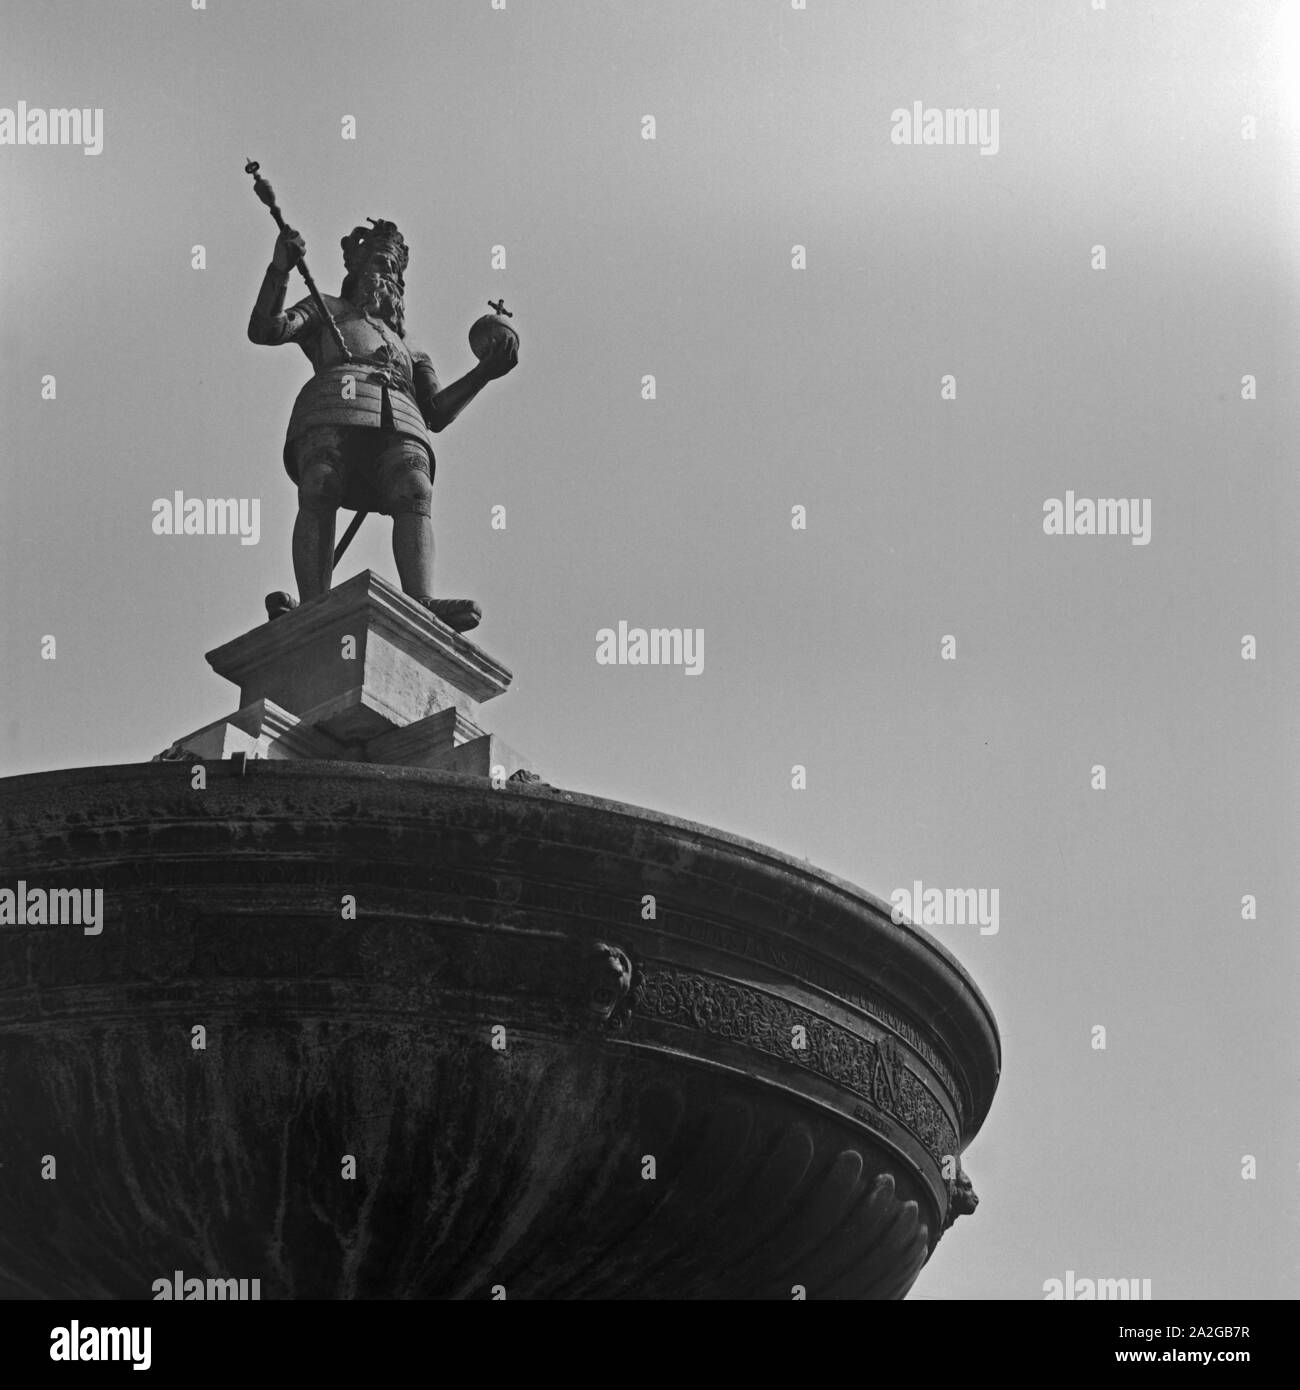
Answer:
[{"xmin": 349, "ymin": 253, "xmax": 405, "ymax": 336}]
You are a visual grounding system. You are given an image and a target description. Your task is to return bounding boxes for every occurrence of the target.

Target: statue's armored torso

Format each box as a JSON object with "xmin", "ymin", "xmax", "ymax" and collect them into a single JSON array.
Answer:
[{"xmin": 283, "ymin": 293, "xmax": 434, "ymax": 475}]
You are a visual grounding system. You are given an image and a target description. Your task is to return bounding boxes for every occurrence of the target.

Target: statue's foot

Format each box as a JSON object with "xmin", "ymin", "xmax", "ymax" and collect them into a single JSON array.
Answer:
[
  {"xmin": 416, "ymin": 596, "xmax": 481, "ymax": 633},
  {"xmin": 266, "ymin": 591, "xmax": 299, "ymax": 621}
]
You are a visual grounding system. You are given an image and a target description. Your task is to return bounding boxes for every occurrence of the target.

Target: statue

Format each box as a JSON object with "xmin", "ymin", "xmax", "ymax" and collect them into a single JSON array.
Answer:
[{"xmin": 245, "ymin": 164, "xmax": 517, "ymax": 633}]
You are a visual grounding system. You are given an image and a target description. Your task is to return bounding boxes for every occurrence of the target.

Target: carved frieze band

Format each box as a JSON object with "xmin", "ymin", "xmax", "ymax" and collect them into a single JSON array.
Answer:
[
  {"xmin": 632, "ymin": 964, "xmax": 958, "ymax": 1167},
  {"xmin": 641, "ymin": 916, "xmax": 963, "ymax": 1104}
]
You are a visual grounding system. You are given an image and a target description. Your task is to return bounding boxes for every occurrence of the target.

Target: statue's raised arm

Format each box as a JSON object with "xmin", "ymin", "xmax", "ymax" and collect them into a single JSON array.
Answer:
[{"xmin": 247, "ymin": 227, "xmax": 319, "ymax": 346}]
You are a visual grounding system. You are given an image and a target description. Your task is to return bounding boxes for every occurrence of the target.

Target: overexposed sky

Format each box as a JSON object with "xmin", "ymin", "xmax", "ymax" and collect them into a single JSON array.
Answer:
[{"xmin": 2, "ymin": 0, "xmax": 1297, "ymax": 1299}]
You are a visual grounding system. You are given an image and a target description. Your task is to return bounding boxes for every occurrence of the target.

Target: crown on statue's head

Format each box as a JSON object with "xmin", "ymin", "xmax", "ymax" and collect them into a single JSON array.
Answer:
[{"xmin": 341, "ymin": 219, "xmax": 409, "ymax": 282}]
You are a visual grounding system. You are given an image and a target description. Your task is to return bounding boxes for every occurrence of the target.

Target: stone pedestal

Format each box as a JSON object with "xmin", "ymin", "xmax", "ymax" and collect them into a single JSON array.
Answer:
[{"xmin": 157, "ymin": 570, "xmax": 535, "ymax": 779}]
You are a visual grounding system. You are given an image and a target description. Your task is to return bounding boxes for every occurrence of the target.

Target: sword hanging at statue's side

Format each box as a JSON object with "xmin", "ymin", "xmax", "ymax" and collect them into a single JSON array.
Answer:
[{"xmin": 243, "ymin": 159, "xmax": 351, "ymax": 363}]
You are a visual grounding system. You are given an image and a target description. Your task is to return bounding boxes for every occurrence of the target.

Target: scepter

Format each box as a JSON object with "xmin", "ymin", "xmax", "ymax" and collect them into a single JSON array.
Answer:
[{"xmin": 244, "ymin": 159, "xmax": 351, "ymax": 363}]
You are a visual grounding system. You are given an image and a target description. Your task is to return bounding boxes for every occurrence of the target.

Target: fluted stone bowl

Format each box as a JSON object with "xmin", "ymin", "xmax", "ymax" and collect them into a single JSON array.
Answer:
[{"xmin": 0, "ymin": 762, "xmax": 999, "ymax": 1299}]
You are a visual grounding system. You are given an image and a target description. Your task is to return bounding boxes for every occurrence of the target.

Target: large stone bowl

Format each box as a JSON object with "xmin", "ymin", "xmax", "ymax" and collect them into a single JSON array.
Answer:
[{"xmin": 0, "ymin": 762, "xmax": 999, "ymax": 1299}]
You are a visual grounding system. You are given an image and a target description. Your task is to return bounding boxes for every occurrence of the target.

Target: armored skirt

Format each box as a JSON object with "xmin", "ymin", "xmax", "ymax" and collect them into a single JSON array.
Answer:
[{"xmin": 283, "ymin": 366, "xmax": 436, "ymax": 514}]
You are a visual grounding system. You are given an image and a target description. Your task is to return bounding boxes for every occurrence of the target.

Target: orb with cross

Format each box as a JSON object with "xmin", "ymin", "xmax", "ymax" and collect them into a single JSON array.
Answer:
[{"xmin": 469, "ymin": 298, "xmax": 520, "ymax": 362}]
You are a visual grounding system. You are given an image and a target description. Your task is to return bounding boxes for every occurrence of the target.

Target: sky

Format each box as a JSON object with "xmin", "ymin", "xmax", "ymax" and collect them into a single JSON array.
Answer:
[{"xmin": 2, "ymin": 0, "xmax": 1298, "ymax": 1299}]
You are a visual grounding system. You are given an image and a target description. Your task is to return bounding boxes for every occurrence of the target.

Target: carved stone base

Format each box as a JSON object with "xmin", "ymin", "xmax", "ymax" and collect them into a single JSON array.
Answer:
[{"xmin": 156, "ymin": 570, "xmax": 534, "ymax": 778}]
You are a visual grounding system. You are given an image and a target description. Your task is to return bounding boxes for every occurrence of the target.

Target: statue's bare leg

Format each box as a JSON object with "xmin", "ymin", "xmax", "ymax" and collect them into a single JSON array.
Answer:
[
  {"xmin": 292, "ymin": 430, "xmax": 344, "ymax": 601},
  {"xmin": 382, "ymin": 440, "xmax": 481, "ymax": 632},
  {"xmin": 392, "ymin": 512, "xmax": 435, "ymax": 597}
]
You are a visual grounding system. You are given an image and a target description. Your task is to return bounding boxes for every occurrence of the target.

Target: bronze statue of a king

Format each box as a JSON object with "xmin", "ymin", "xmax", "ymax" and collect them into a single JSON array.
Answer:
[{"xmin": 247, "ymin": 216, "xmax": 517, "ymax": 633}]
